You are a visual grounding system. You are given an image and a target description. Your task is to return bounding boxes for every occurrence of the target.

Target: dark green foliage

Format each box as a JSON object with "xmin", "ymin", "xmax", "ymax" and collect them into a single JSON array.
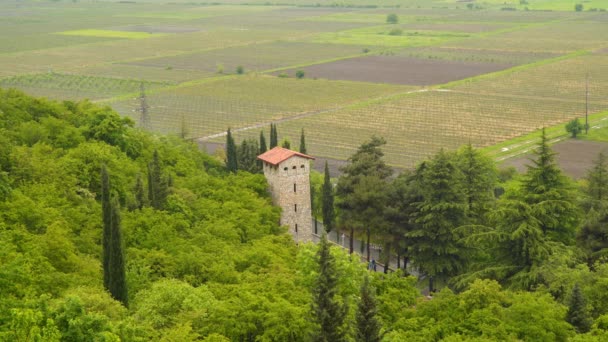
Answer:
[
  {"xmin": 237, "ymin": 138, "xmax": 260, "ymax": 173},
  {"xmin": 101, "ymin": 166, "xmax": 128, "ymax": 306},
  {"xmin": 236, "ymin": 65, "xmax": 244, "ymax": 74},
  {"xmin": 296, "ymin": 70, "xmax": 305, "ymax": 79},
  {"xmin": 281, "ymin": 138, "xmax": 291, "ymax": 149},
  {"xmin": 225, "ymin": 128, "xmax": 238, "ymax": 173},
  {"xmin": 269, "ymin": 124, "xmax": 278, "ymax": 149},
  {"xmin": 567, "ymin": 284, "xmax": 592, "ymax": 333},
  {"xmin": 577, "ymin": 207, "xmax": 608, "ymax": 265},
  {"xmin": 386, "ymin": 13, "xmax": 398, "ymax": 24},
  {"xmin": 456, "ymin": 143, "xmax": 497, "ymax": 221},
  {"xmin": 521, "ymin": 128, "xmax": 579, "ymax": 244},
  {"xmin": 134, "ymin": 173, "xmax": 146, "ymax": 210},
  {"xmin": 259, "ymin": 130, "xmax": 267, "ymax": 155},
  {"xmin": 0, "ymin": 171, "xmax": 11, "ymax": 202},
  {"xmin": 148, "ymin": 150, "xmax": 169, "ymax": 209},
  {"xmin": 337, "ymin": 136, "xmax": 392, "ymax": 256},
  {"xmin": 300, "ymin": 128, "xmax": 307, "ymax": 154},
  {"xmin": 109, "ymin": 197, "xmax": 128, "ymax": 306},
  {"xmin": 566, "ymin": 118, "xmax": 584, "ymax": 138},
  {"xmin": 575, "ymin": 3, "xmax": 583, "ymax": 11},
  {"xmin": 101, "ymin": 165, "xmax": 112, "ymax": 291},
  {"xmin": 586, "ymin": 152, "xmax": 608, "ymax": 202},
  {"xmin": 312, "ymin": 233, "xmax": 347, "ymax": 342},
  {"xmin": 356, "ymin": 276, "xmax": 382, "ymax": 342},
  {"xmin": 407, "ymin": 149, "xmax": 468, "ymax": 291},
  {"xmin": 322, "ymin": 161, "xmax": 335, "ymax": 233}
]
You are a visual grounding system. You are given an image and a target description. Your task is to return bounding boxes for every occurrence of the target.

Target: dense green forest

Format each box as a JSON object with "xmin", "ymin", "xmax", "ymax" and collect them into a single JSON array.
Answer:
[{"xmin": 1, "ymin": 89, "xmax": 608, "ymax": 341}]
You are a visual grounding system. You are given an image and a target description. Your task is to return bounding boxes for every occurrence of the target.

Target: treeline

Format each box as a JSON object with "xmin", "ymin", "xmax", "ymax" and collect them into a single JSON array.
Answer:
[{"xmin": 2, "ymin": 89, "xmax": 608, "ymax": 341}]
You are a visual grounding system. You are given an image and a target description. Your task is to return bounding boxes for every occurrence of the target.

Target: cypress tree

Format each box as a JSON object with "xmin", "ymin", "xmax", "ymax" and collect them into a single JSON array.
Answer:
[
  {"xmin": 300, "ymin": 128, "xmax": 307, "ymax": 154},
  {"xmin": 259, "ymin": 130, "xmax": 267, "ymax": 154},
  {"xmin": 312, "ymin": 233, "xmax": 347, "ymax": 342},
  {"xmin": 101, "ymin": 166, "xmax": 128, "ymax": 306},
  {"xmin": 237, "ymin": 138, "xmax": 260, "ymax": 173},
  {"xmin": 322, "ymin": 161, "xmax": 335, "ymax": 234},
  {"xmin": 356, "ymin": 276, "xmax": 382, "ymax": 342},
  {"xmin": 134, "ymin": 173, "xmax": 146, "ymax": 210},
  {"xmin": 101, "ymin": 165, "xmax": 112, "ymax": 291},
  {"xmin": 270, "ymin": 124, "xmax": 278, "ymax": 148},
  {"xmin": 225, "ymin": 128, "xmax": 238, "ymax": 173},
  {"xmin": 148, "ymin": 150, "xmax": 168, "ymax": 209},
  {"xmin": 109, "ymin": 197, "xmax": 128, "ymax": 306},
  {"xmin": 566, "ymin": 283, "xmax": 592, "ymax": 333}
]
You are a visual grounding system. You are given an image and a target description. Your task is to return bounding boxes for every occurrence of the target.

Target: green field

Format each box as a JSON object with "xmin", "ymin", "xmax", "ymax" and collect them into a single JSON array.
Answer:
[{"xmin": 1, "ymin": 0, "xmax": 608, "ymax": 168}]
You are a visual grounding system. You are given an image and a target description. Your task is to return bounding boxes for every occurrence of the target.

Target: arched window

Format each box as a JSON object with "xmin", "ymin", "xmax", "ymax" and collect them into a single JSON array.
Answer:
[{"xmin": 283, "ymin": 167, "xmax": 288, "ymax": 171}]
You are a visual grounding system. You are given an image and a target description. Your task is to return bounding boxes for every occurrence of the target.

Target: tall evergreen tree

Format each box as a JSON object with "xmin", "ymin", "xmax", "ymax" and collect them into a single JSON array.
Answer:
[
  {"xmin": 566, "ymin": 283, "xmax": 592, "ymax": 333},
  {"xmin": 356, "ymin": 276, "xmax": 382, "ymax": 342},
  {"xmin": 148, "ymin": 150, "xmax": 168, "ymax": 209},
  {"xmin": 337, "ymin": 136, "xmax": 392, "ymax": 255},
  {"xmin": 101, "ymin": 165, "xmax": 112, "ymax": 291},
  {"xmin": 407, "ymin": 149, "xmax": 468, "ymax": 292},
  {"xmin": 101, "ymin": 166, "xmax": 128, "ymax": 306},
  {"xmin": 322, "ymin": 161, "xmax": 335, "ymax": 235},
  {"xmin": 312, "ymin": 233, "xmax": 347, "ymax": 342},
  {"xmin": 586, "ymin": 151, "xmax": 608, "ymax": 202},
  {"xmin": 225, "ymin": 128, "xmax": 238, "ymax": 173},
  {"xmin": 109, "ymin": 196, "xmax": 128, "ymax": 306},
  {"xmin": 300, "ymin": 128, "xmax": 307, "ymax": 154},
  {"xmin": 269, "ymin": 124, "xmax": 278, "ymax": 149},
  {"xmin": 237, "ymin": 138, "xmax": 260, "ymax": 173},
  {"xmin": 521, "ymin": 128, "xmax": 579, "ymax": 244},
  {"xmin": 134, "ymin": 173, "xmax": 146, "ymax": 210},
  {"xmin": 455, "ymin": 143, "xmax": 497, "ymax": 222},
  {"xmin": 259, "ymin": 130, "xmax": 267, "ymax": 154}
]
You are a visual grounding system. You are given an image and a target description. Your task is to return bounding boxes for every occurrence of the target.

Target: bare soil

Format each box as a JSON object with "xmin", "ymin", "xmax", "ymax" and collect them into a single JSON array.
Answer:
[
  {"xmin": 500, "ymin": 139, "xmax": 608, "ymax": 179},
  {"xmin": 276, "ymin": 56, "xmax": 512, "ymax": 86}
]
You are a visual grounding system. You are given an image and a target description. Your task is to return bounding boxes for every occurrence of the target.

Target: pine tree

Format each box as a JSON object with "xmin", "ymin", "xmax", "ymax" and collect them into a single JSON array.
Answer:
[
  {"xmin": 456, "ymin": 143, "xmax": 497, "ymax": 221},
  {"xmin": 322, "ymin": 161, "xmax": 335, "ymax": 234},
  {"xmin": 300, "ymin": 128, "xmax": 307, "ymax": 154},
  {"xmin": 356, "ymin": 276, "xmax": 382, "ymax": 342},
  {"xmin": 269, "ymin": 124, "xmax": 278, "ymax": 149},
  {"xmin": 225, "ymin": 128, "xmax": 238, "ymax": 173},
  {"xmin": 312, "ymin": 233, "xmax": 347, "ymax": 342},
  {"xmin": 101, "ymin": 165, "xmax": 112, "ymax": 291},
  {"xmin": 566, "ymin": 283, "xmax": 592, "ymax": 333},
  {"xmin": 407, "ymin": 149, "xmax": 467, "ymax": 292},
  {"xmin": 586, "ymin": 152, "xmax": 608, "ymax": 202},
  {"xmin": 109, "ymin": 197, "xmax": 128, "ymax": 306},
  {"xmin": 521, "ymin": 128, "xmax": 579, "ymax": 243},
  {"xmin": 148, "ymin": 150, "xmax": 168, "ymax": 209},
  {"xmin": 134, "ymin": 173, "xmax": 146, "ymax": 210}
]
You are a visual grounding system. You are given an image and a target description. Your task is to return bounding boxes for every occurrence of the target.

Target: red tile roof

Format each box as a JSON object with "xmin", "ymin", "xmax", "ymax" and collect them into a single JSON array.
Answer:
[{"xmin": 257, "ymin": 147, "xmax": 314, "ymax": 166}]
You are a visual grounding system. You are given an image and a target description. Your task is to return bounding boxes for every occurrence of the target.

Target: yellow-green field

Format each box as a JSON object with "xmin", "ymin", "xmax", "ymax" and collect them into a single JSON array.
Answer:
[{"xmin": 56, "ymin": 29, "xmax": 165, "ymax": 39}]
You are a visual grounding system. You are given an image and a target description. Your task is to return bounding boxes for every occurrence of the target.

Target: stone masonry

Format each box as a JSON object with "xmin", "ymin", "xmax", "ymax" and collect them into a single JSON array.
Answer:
[{"xmin": 258, "ymin": 147, "xmax": 314, "ymax": 243}]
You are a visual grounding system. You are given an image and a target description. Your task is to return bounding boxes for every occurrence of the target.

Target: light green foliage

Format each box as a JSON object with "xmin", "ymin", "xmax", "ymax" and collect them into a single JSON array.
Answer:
[{"xmin": 566, "ymin": 118, "xmax": 584, "ymax": 138}]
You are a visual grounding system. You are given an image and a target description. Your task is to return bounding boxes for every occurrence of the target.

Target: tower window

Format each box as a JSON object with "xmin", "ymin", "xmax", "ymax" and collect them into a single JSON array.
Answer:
[
  {"xmin": 294, "ymin": 204, "xmax": 297, "ymax": 212},
  {"xmin": 295, "ymin": 224, "xmax": 298, "ymax": 232},
  {"xmin": 283, "ymin": 167, "xmax": 288, "ymax": 171},
  {"xmin": 301, "ymin": 164, "xmax": 305, "ymax": 168},
  {"xmin": 294, "ymin": 183, "xmax": 296, "ymax": 192},
  {"xmin": 292, "ymin": 165, "xmax": 296, "ymax": 169}
]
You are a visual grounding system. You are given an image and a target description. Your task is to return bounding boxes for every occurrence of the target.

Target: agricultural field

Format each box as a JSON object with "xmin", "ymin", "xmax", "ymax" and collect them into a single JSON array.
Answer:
[
  {"xmin": 2, "ymin": 0, "xmax": 608, "ymax": 169},
  {"xmin": 274, "ymin": 56, "xmax": 511, "ymax": 85}
]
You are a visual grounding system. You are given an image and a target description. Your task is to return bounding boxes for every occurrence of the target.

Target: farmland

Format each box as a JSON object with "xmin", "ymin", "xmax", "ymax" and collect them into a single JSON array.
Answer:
[{"xmin": 1, "ymin": 0, "xmax": 608, "ymax": 169}]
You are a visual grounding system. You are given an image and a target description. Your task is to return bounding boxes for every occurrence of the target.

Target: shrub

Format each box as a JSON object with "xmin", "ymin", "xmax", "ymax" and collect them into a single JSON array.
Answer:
[
  {"xmin": 236, "ymin": 65, "xmax": 244, "ymax": 74},
  {"xmin": 388, "ymin": 28, "xmax": 403, "ymax": 36},
  {"xmin": 295, "ymin": 70, "xmax": 305, "ymax": 79},
  {"xmin": 575, "ymin": 3, "xmax": 583, "ymax": 11},
  {"xmin": 386, "ymin": 13, "xmax": 398, "ymax": 24},
  {"xmin": 277, "ymin": 73, "xmax": 288, "ymax": 78}
]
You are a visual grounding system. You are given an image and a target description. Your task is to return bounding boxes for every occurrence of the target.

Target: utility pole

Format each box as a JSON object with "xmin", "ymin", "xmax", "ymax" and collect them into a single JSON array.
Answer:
[
  {"xmin": 585, "ymin": 73, "xmax": 589, "ymax": 134},
  {"xmin": 138, "ymin": 82, "xmax": 150, "ymax": 130}
]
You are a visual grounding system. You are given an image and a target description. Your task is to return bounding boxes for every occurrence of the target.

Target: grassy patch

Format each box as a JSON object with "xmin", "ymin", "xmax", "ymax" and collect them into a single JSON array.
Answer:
[{"xmin": 56, "ymin": 29, "xmax": 163, "ymax": 39}]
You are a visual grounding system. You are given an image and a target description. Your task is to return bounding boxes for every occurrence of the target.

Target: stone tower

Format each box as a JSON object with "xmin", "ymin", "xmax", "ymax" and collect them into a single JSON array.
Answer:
[{"xmin": 258, "ymin": 147, "xmax": 315, "ymax": 243}]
